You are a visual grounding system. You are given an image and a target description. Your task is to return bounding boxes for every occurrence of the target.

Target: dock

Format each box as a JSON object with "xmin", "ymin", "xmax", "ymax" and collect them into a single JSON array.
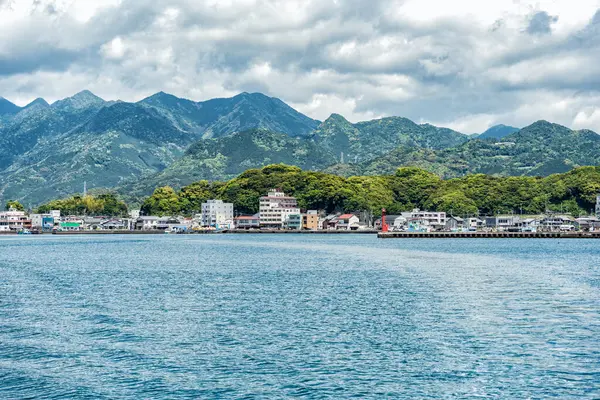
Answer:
[{"xmin": 378, "ymin": 231, "xmax": 600, "ymax": 239}]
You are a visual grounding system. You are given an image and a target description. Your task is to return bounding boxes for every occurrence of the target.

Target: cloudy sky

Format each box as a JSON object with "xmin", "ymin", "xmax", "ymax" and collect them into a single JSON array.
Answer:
[{"xmin": 1, "ymin": 0, "xmax": 600, "ymax": 133}]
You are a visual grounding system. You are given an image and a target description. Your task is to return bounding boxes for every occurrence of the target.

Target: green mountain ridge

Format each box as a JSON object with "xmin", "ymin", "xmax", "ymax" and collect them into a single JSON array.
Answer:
[
  {"xmin": 2, "ymin": 88, "xmax": 599, "ymax": 207},
  {"xmin": 138, "ymin": 91, "xmax": 320, "ymax": 138},
  {"xmin": 0, "ymin": 91, "xmax": 323, "ymax": 205},
  {"xmin": 328, "ymin": 120, "xmax": 600, "ymax": 178},
  {"xmin": 310, "ymin": 114, "xmax": 468, "ymax": 164},
  {"xmin": 118, "ymin": 129, "xmax": 337, "ymax": 202}
]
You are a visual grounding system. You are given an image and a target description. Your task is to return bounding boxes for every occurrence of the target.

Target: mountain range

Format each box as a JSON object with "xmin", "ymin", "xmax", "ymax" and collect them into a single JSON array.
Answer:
[{"xmin": 0, "ymin": 90, "xmax": 598, "ymax": 206}]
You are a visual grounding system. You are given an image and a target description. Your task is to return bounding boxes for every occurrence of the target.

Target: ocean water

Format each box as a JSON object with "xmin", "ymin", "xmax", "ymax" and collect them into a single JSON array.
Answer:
[{"xmin": 0, "ymin": 234, "xmax": 599, "ymax": 399}]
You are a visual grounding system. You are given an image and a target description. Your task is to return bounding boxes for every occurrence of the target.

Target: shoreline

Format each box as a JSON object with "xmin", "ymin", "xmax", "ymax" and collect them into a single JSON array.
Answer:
[
  {"xmin": 3, "ymin": 230, "xmax": 600, "ymax": 238},
  {"xmin": 0, "ymin": 230, "xmax": 378, "ymax": 235}
]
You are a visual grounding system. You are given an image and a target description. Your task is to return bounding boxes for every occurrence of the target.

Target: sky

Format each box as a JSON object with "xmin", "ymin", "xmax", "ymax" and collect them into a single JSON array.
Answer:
[{"xmin": 1, "ymin": 0, "xmax": 600, "ymax": 133}]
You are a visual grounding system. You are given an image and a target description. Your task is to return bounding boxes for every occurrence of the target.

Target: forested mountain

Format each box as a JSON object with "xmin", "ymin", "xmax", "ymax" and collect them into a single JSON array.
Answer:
[
  {"xmin": 118, "ymin": 129, "xmax": 336, "ymax": 201},
  {"xmin": 0, "ymin": 91, "xmax": 320, "ymax": 205},
  {"xmin": 1, "ymin": 88, "xmax": 599, "ymax": 207},
  {"xmin": 0, "ymin": 97, "xmax": 21, "ymax": 116},
  {"xmin": 310, "ymin": 114, "xmax": 468, "ymax": 163},
  {"xmin": 325, "ymin": 121, "xmax": 600, "ymax": 178},
  {"xmin": 478, "ymin": 124, "xmax": 519, "ymax": 139},
  {"xmin": 138, "ymin": 91, "xmax": 319, "ymax": 138}
]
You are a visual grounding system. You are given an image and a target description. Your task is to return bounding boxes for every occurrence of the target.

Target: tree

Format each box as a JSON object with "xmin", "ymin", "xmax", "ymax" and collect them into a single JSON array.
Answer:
[
  {"xmin": 424, "ymin": 191, "xmax": 479, "ymax": 216},
  {"xmin": 36, "ymin": 194, "xmax": 128, "ymax": 216},
  {"xmin": 140, "ymin": 186, "xmax": 182, "ymax": 216},
  {"xmin": 5, "ymin": 200, "xmax": 24, "ymax": 211}
]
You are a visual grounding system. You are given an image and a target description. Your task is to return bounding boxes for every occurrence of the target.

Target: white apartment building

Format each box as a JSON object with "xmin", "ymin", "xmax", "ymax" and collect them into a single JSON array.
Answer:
[
  {"xmin": 259, "ymin": 189, "xmax": 300, "ymax": 229},
  {"xmin": 0, "ymin": 208, "xmax": 32, "ymax": 232},
  {"xmin": 596, "ymin": 194, "xmax": 600, "ymax": 219},
  {"xmin": 201, "ymin": 200, "xmax": 234, "ymax": 227},
  {"xmin": 410, "ymin": 209, "xmax": 447, "ymax": 230}
]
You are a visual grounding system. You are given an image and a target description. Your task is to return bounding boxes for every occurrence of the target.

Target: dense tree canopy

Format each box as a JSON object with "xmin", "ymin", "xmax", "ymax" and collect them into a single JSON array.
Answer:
[
  {"xmin": 5, "ymin": 200, "xmax": 24, "ymax": 211},
  {"xmin": 138, "ymin": 164, "xmax": 600, "ymax": 218},
  {"xmin": 36, "ymin": 193, "xmax": 128, "ymax": 216}
]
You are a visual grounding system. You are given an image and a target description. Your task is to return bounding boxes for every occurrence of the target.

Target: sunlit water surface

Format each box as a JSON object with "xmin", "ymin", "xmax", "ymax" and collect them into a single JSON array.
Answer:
[{"xmin": 1, "ymin": 235, "xmax": 599, "ymax": 398}]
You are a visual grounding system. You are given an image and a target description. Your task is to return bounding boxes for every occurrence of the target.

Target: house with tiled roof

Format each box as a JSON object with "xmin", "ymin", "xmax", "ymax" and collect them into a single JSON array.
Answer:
[{"xmin": 335, "ymin": 214, "xmax": 360, "ymax": 230}]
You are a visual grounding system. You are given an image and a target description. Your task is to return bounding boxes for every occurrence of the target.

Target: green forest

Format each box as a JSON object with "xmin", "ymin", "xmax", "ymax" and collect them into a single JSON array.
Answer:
[
  {"xmin": 135, "ymin": 164, "xmax": 600, "ymax": 217},
  {"xmin": 36, "ymin": 193, "xmax": 128, "ymax": 216}
]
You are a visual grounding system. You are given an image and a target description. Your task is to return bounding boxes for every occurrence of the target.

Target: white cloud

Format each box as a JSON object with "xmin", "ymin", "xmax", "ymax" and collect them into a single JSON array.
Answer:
[{"xmin": 2, "ymin": 0, "xmax": 600, "ymax": 132}]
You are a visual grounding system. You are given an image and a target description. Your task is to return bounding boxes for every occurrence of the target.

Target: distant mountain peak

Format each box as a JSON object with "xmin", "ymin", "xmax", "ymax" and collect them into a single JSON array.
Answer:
[
  {"xmin": 479, "ymin": 124, "xmax": 520, "ymax": 139},
  {"xmin": 25, "ymin": 98, "xmax": 49, "ymax": 109},
  {"xmin": 52, "ymin": 90, "xmax": 105, "ymax": 110},
  {"xmin": 324, "ymin": 113, "xmax": 351, "ymax": 123},
  {"xmin": 140, "ymin": 91, "xmax": 184, "ymax": 104},
  {"xmin": 0, "ymin": 97, "xmax": 21, "ymax": 115},
  {"xmin": 72, "ymin": 90, "xmax": 103, "ymax": 101}
]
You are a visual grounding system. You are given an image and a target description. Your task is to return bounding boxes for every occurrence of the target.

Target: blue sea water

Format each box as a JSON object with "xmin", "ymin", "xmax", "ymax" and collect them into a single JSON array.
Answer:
[{"xmin": 0, "ymin": 234, "xmax": 599, "ymax": 399}]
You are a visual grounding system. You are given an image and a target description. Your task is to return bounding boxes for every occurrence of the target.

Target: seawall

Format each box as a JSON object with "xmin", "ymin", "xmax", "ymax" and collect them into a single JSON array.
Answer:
[{"xmin": 378, "ymin": 231, "xmax": 600, "ymax": 239}]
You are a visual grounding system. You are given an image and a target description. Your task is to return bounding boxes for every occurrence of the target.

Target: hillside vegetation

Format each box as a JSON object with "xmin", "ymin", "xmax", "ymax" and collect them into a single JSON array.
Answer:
[{"xmin": 139, "ymin": 164, "xmax": 600, "ymax": 217}]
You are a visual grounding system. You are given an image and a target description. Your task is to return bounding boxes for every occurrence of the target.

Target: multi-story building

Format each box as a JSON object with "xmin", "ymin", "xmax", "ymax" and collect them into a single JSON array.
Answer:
[
  {"xmin": 0, "ymin": 208, "xmax": 32, "ymax": 232},
  {"xmin": 596, "ymin": 194, "xmax": 600, "ymax": 219},
  {"xmin": 285, "ymin": 214, "xmax": 302, "ymax": 230},
  {"xmin": 485, "ymin": 215, "xmax": 520, "ymax": 230},
  {"xmin": 201, "ymin": 200, "xmax": 234, "ymax": 227},
  {"xmin": 136, "ymin": 216, "xmax": 159, "ymax": 230},
  {"xmin": 302, "ymin": 210, "xmax": 319, "ymax": 230},
  {"xmin": 31, "ymin": 212, "xmax": 58, "ymax": 230},
  {"xmin": 259, "ymin": 189, "xmax": 300, "ymax": 229},
  {"xmin": 410, "ymin": 209, "xmax": 447, "ymax": 230}
]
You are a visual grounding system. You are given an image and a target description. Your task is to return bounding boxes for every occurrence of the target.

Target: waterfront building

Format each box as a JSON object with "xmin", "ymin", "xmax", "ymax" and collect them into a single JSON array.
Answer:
[
  {"xmin": 302, "ymin": 210, "xmax": 319, "ymax": 230},
  {"xmin": 540, "ymin": 215, "xmax": 576, "ymax": 231},
  {"xmin": 285, "ymin": 214, "xmax": 302, "ymax": 230},
  {"xmin": 201, "ymin": 200, "xmax": 234, "ymax": 227},
  {"xmin": 234, "ymin": 214, "xmax": 260, "ymax": 229},
  {"xmin": 445, "ymin": 216, "xmax": 464, "ymax": 231},
  {"xmin": 99, "ymin": 219, "xmax": 129, "ymax": 230},
  {"xmin": 59, "ymin": 221, "xmax": 82, "ymax": 231},
  {"xmin": 259, "ymin": 189, "xmax": 300, "ymax": 229},
  {"xmin": 485, "ymin": 215, "xmax": 520, "ymax": 230},
  {"xmin": 576, "ymin": 217, "xmax": 600, "ymax": 232},
  {"xmin": 596, "ymin": 194, "xmax": 600, "ymax": 219},
  {"xmin": 136, "ymin": 216, "xmax": 159, "ymax": 230},
  {"xmin": 322, "ymin": 214, "xmax": 338, "ymax": 230},
  {"xmin": 410, "ymin": 209, "xmax": 447, "ymax": 230},
  {"xmin": 83, "ymin": 216, "xmax": 104, "ymax": 230},
  {"xmin": 0, "ymin": 208, "xmax": 32, "ymax": 232},
  {"xmin": 335, "ymin": 214, "xmax": 360, "ymax": 230},
  {"xmin": 30, "ymin": 213, "xmax": 56, "ymax": 231},
  {"xmin": 467, "ymin": 217, "xmax": 485, "ymax": 229},
  {"xmin": 156, "ymin": 216, "xmax": 188, "ymax": 232}
]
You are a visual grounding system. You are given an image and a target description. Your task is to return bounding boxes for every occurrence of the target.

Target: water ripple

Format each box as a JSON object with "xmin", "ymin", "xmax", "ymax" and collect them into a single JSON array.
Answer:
[{"xmin": 0, "ymin": 235, "xmax": 599, "ymax": 398}]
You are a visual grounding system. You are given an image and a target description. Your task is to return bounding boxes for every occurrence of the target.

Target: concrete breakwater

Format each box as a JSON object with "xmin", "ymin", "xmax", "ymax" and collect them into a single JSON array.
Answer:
[{"xmin": 378, "ymin": 231, "xmax": 600, "ymax": 239}]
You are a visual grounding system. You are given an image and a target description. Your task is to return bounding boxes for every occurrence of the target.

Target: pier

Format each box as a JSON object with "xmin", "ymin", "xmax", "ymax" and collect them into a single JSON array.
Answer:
[{"xmin": 378, "ymin": 231, "xmax": 600, "ymax": 239}]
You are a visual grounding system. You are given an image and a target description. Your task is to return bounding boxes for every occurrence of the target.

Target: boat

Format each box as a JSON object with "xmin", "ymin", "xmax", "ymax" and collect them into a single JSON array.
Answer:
[{"xmin": 18, "ymin": 229, "xmax": 32, "ymax": 235}]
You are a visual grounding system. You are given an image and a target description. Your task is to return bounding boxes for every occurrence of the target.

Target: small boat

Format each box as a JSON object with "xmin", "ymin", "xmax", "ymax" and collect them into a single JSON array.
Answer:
[{"xmin": 18, "ymin": 229, "xmax": 32, "ymax": 235}]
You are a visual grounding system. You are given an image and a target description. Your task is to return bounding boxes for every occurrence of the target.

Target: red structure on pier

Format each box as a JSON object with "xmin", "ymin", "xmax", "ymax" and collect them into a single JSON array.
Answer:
[{"xmin": 381, "ymin": 208, "xmax": 389, "ymax": 233}]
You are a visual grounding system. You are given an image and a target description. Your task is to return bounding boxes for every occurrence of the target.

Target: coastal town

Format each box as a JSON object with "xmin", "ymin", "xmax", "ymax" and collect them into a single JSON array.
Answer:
[{"xmin": 2, "ymin": 189, "xmax": 600, "ymax": 235}]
